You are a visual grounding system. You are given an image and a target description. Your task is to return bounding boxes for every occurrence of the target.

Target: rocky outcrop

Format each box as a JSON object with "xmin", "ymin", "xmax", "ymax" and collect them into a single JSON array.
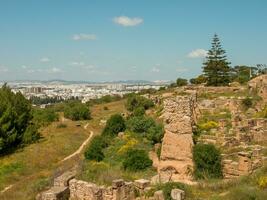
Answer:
[
  {"xmin": 248, "ymin": 74, "xmax": 267, "ymax": 102},
  {"xmin": 158, "ymin": 92, "xmax": 197, "ymax": 182}
]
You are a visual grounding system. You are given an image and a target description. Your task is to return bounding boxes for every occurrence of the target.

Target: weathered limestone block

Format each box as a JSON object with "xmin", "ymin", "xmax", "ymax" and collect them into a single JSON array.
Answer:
[
  {"xmin": 238, "ymin": 152, "xmax": 252, "ymax": 175},
  {"xmin": 37, "ymin": 186, "xmax": 70, "ymax": 200},
  {"xmin": 134, "ymin": 179, "xmax": 150, "ymax": 190},
  {"xmin": 69, "ymin": 179, "xmax": 102, "ymax": 200},
  {"xmin": 171, "ymin": 189, "xmax": 185, "ymax": 200},
  {"xmin": 154, "ymin": 190, "xmax": 164, "ymax": 200},
  {"xmin": 54, "ymin": 171, "xmax": 76, "ymax": 187},
  {"xmin": 160, "ymin": 132, "xmax": 193, "ymax": 161}
]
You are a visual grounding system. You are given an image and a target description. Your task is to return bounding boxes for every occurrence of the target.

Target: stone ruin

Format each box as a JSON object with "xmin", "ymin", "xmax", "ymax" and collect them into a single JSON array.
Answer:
[
  {"xmin": 36, "ymin": 172, "xmax": 185, "ymax": 200},
  {"xmin": 157, "ymin": 92, "xmax": 198, "ymax": 182}
]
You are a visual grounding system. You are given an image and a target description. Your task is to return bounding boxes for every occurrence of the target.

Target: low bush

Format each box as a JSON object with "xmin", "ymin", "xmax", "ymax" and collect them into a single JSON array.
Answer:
[
  {"xmin": 125, "ymin": 95, "xmax": 154, "ymax": 111},
  {"xmin": 176, "ymin": 78, "xmax": 188, "ymax": 87},
  {"xmin": 255, "ymin": 105, "xmax": 267, "ymax": 118},
  {"xmin": 126, "ymin": 116, "xmax": 155, "ymax": 133},
  {"xmin": 122, "ymin": 149, "xmax": 152, "ymax": 171},
  {"xmin": 133, "ymin": 106, "xmax": 145, "ymax": 116},
  {"xmin": 198, "ymin": 121, "xmax": 219, "ymax": 131},
  {"xmin": 145, "ymin": 124, "xmax": 164, "ymax": 144},
  {"xmin": 84, "ymin": 136, "xmax": 109, "ymax": 161},
  {"xmin": 193, "ymin": 143, "xmax": 223, "ymax": 179},
  {"xmin": 242, "ymin": 97, "xmax": 253, "ymax": 109},
  {"xmin": 258, "ymin": 176, "xmax": 267, "ymax": 189},
  {"xmin": 64, "ymin": 100, "xmax": 91, "ymax": 121},
  {"xmin": 102, "ymin": 114, "xmax": 126, "ymax": 136}
]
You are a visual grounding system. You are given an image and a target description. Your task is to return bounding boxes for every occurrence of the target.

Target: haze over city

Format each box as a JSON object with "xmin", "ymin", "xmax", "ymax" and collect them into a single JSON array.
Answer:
[{"xmin": 1, "ymin": 0, "xmax": 267, "ymax": 82}]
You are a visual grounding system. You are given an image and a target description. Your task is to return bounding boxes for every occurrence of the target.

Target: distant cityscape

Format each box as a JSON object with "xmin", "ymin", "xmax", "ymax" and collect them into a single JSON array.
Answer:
[{"xmin": 1, "ymin": 80, "xmax": 170, "ymax": 104}]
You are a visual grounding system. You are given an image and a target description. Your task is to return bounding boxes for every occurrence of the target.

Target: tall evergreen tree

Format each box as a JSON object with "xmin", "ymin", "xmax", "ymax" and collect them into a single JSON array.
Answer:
[{"xmin": 203, "ymin": 34, "xmax": 231, "ymax": 86}]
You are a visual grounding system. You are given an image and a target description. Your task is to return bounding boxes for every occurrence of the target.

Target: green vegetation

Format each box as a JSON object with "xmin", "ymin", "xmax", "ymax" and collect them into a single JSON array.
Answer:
[
  {"xmin": 190, "ymin": 75, "xmax": 207, "ymax": 85},
  {"xmin": 203, "ymin": 34, "xmax": 231, "ymax": 86},
  {"xmin": 256, "ymin": 105, "xmax": 267, "ymax": 118},
  {"xmin": 64, "ymin": 100, "xmax": 91, "ymax": 121},
  {"xmin": 122, "ymin": 149, "xmax": 152, "ymax": 171},
  {"xmin": 176, "ymin": 78, "xmax": 188, "ymax": 87},
  {"xmin": 0, "ymin": 84, "xmax": 39, "ymax": 154},
  {"xmin": 125, "ymin": 94, "xmax": 154, "ymax": 111},
  {"xmin": 0, "ymin": 99, "xmax": 126, "ymax": 199},
  {"xmin": 242, "ymin": 97, "xmax": 253, "ymax": 109},
  {"xmin": 126, "ymin": 116, "xmax": 155, "ymax": 133},
  {"xmin": 102, "ymin": 114, "xmax": 126, "ymax": 136},
  {"xmin": 193, "ymin": 143, "xmax": 223, "ymax": 179},
  {"xmin": 32, "ymin": 107, "xmax": 59, "ymax": 127},
  {"xmin": 84, "ymin": 135, "xmax": 109, "ymax": 161}
]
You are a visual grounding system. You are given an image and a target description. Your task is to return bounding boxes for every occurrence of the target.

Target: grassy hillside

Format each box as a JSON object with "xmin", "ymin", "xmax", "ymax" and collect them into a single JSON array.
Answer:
[{"xmin": 0, "ymin": 100, "xmax": 126, "ymax": 200}]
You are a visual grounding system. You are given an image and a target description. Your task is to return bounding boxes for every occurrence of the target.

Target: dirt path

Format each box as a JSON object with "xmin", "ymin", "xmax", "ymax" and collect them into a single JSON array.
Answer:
[
  {"xmin": 0, "ymin": 123, "xmax": 93, "ymax": 195},
  {"xmin": 60, "ymin": 130, "xmax": 93, "ymax": 162}
]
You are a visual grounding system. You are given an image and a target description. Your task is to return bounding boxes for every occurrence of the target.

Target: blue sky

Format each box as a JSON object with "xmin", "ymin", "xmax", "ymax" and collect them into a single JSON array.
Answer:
[{"xmin": 0, "ymin": 0, "xmax": 267, "ymax": 81}]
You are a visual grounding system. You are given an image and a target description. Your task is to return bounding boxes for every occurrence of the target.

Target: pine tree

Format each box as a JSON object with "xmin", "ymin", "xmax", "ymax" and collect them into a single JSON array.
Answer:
[{"xmin": 203, "ymin": 34, "xmax": 231, "ymax": 86}]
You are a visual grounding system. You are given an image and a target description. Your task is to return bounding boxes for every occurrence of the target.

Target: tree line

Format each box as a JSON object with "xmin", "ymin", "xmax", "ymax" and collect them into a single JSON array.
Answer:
[{"xmin": 175, "ymin": 34, "xmax": 267, "ymax": 87}]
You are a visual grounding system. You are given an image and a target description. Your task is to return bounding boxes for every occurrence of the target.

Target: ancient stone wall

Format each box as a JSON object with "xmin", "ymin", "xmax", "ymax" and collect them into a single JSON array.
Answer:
[{"xmin": 158, "ymin": 93, "xmax": 197, "ymax": 182}]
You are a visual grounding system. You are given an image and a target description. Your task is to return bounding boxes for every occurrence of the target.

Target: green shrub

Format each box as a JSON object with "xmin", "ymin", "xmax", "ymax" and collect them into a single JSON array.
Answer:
[
  {"xmin": 64, "ymin": 100, "xmax": 91, "ymax": 121},
  {"xmin": 193, "ymin": 143, "xmax": 223, "ymax": 179},
  {"xmin": 176, "ymin": 78, "xmax": 188, "ymax": 87},
  {"xmin": 102, "ymin": 114, "xmax": 126, "ymax": 136},
  {"xmin": 146, "ymin": 124, "xmax": 164, "ymax": 144},
  {"xmin": 242, "ymin": 97, "xmax": 253, "ymax": 109},
  {"xmin": 198, "ymin": 121, "xmax": 219, "ymax": 131},
  {"xmin": 32, "ymin": 107, "xmax": 59, "ymax": 126},
  {"xmin": 122, "ymin": 149, "xmax": 152, "ymax": 171},
  {"xmin": 126, "ymin": 116, "xmax": 155, "ymax": 133},
  {"xmin": 84, "ymin": 136, "xmax": 109, "ymax": 161},
  {"xmin": 255, "ymin": 105, "xmax": 267, "ymax": 118},
  {"xmin": 133, "ymin": 106, "xmax": 145, "ymax": 116},
  {"xmin": 126, "ymin": 95, "xmax": 154, "ymax": 111}
]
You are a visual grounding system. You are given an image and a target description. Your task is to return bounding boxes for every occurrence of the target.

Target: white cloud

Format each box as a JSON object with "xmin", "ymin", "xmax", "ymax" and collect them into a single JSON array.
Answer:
[
  {"xmin": 40, "ymin": 57, "xmax": 50, "ymax": 62},
  {"xmin": 151, "ymin": 67, "xmax": 160, "ymax": 73},
  {"xmin": 72, "ymin": 34, "xmax": 97, "ymax": 41},
  {"xmin": 113, "ymin": 16, "xmax": 143, "ymax": 27},
  {"xmin": 69, "ymin": 61, "xmax": 85, "ymax": 66},
  {"xmin": 47, "ymin": 67, "xmax": 62, "ymax": 73},
  {"xmin": 21, "ymin": 65, "xmax": 27, "ymax": 69},
  {"xmin": 0, "ymin": 66, "xmax": 8, "ymax": 72},
  {"xmin": 188, "ymin": 49, "xmax": 208, "ymax": 58}
]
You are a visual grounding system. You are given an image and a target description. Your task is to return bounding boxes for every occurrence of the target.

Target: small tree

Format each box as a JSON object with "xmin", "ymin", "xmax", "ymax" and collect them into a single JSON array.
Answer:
[
  {"xmin": 176, "ymin": 78, "xmax": 188, "ymax": 87},
  {"xmin": 193, "ymin": 143, "xmax": 223, "ymax": 179},
  {"xmin": 190, "ymin": 75, "xmax": 207, "ymax": 85},
  {"xmin": 122, "ymin": 148, "xmax": 152, "ymax": 171},
  {"xmin": 126, "ymin": 116, "xmax": 155, "ymax": 133},
  {"xmin": 203, "ymin": 34, "xmax": 231, "ymax": 86},
  {"xmin": 84, "ymin": 136, "xmax": 109, "ymax": 161},
  {"xmin": 64, "ymin": 101, "xmax": 91, "ymax": 121},
  {"xmin": 125, "ymin": 95, "xmax": 154, "ymax": 112},
  {"xmin": 102, "ymin": 114, "xmax": 126, "ymax": 136}
]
